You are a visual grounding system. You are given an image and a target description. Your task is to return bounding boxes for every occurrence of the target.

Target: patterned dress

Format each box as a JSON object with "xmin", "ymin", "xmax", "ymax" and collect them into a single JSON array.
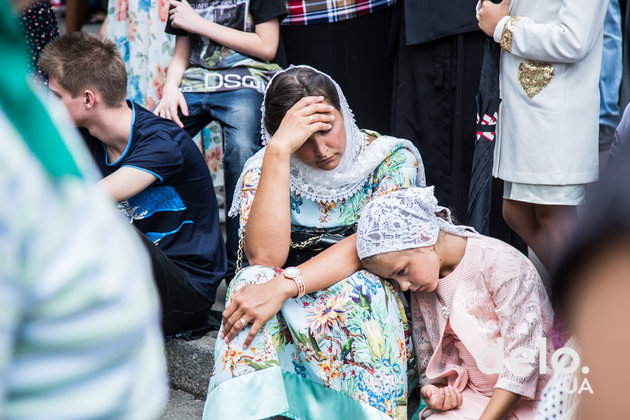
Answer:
[
  {"xmin": 204, "ymin": 140, "xmax": 419, "ymax": 420},
  {"xmin": 18, "ymin": 0, "xmax": 59, "ymax": 86}
]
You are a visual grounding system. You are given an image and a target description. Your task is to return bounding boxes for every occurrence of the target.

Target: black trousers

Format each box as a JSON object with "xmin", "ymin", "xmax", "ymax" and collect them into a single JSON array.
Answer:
[
  {"xmin": 280, "ymin": 7, "xmax": 395, "ymax": 134},
  {"xmin": 137, "ymin": 231, "xmax": 213, "ymax": 336}
]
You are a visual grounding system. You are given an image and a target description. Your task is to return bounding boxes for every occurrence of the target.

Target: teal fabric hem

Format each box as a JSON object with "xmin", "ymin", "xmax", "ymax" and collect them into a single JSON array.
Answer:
[
  {"xmin": 203, "ymin": 367, "xmax": 395, "ymax": 420},
  {"xmin": 282, "ymin": 371, "xmax": 393, "ymax": 420},
  {"xmin": 203, "ymin": 366, "xmax": 289, "ymax": 420}
]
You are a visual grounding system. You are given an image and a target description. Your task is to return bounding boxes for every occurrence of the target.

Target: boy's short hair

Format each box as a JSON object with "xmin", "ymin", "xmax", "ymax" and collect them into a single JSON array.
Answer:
[{"xmin": 39, "ymin": 32, "xmax": 127, "ymax": 108}]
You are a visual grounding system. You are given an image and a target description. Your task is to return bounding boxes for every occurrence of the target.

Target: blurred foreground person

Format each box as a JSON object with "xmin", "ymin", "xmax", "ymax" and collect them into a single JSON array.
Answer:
[
  {"xmin": 537, "ymin": 142, "xmax": 630, "ymax": 418},
  {"xmin": 1, "ymin": 2, "xmax": 168, "ymax": 418}
]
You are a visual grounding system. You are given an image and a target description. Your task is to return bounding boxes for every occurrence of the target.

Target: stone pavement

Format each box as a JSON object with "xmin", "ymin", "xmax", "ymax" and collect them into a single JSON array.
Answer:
[
  {"xmin": 161, "ymin": 334, "xmax": 215, "ymax": 420},
  {"xmin": 161, "ymin": 389, "xmax": 204, "ymax": 420}
]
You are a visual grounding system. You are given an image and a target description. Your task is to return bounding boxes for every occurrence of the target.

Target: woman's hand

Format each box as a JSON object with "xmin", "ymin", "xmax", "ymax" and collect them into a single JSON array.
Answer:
[
  {"xmin": 154, "ymin": 83, "xmax": 189, "ymax": 128},
  {"xmin": 477, "ymin": 0, "xmax": 510, "ymax": 37},
  {"xmin": 421, "ymin": 384, "xmax": 463, "ymax": 411},
  {"xmin": 268, "ymin": 96, "xmax": 335, "ymax": 154},
  {"xmin": 168, "ymin": 0, "xmax": 203, "ymax": 33},
  {"xmin": 220, "ymin": 274, "xmax": 296, "ymax": 348}
]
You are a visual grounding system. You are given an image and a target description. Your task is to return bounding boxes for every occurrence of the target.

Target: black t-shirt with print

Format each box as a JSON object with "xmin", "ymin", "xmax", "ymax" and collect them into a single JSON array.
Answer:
[{"xmin": 165, "ymin": 0, "xmax": 286, "ymax": 94}]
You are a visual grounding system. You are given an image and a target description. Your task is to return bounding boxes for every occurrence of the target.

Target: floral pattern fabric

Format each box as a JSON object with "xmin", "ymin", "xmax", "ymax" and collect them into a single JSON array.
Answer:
[{"xmin": 205, "ymin": 140, "xmax": 420, "ymax": 419}]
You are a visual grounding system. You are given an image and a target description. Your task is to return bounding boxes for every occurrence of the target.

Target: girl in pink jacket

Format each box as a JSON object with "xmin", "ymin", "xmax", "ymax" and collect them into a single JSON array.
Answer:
[{"xmin": 356, "ymin": 187, "xmax": 554, "ymax": 419}]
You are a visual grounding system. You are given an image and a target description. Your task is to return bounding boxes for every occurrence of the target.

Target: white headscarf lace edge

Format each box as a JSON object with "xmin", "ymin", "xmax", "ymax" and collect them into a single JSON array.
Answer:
[
  {"xmin": 228, "ymin": 65, "xmax": 426, "ymax": 217},
  {"xmin": 356, "ymin": 187, "xmax": 477, "ymax": 260}
]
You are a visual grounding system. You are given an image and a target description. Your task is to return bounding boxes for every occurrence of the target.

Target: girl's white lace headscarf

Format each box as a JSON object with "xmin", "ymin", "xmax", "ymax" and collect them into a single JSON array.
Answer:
[
  {"xmin": 228, "ymin": 65, "xmax": 426, "ymax": 217},
  {"xmin": 356, "ymin": 187, "xmax": 477, "ymax": 260}
]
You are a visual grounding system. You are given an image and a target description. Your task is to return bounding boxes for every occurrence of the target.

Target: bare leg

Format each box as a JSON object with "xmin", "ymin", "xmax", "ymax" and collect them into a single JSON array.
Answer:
[
  {"xmin": 65, "ymin": 0, "xmax": 88, "ymax": 32},
  {"xmin": 503, "ymin": 199, "xmax": 577, "ymax": 271},
  {"xmin": 534, "ymin": 203, "xmax": 578, "ymax": 268},
  {"xmin": 502, "ymin": 199, "xmax": 551, "ymax": 267},
  {"xmin": 99, "ymin": 16, "xmax": 107, "ymax": 38}
]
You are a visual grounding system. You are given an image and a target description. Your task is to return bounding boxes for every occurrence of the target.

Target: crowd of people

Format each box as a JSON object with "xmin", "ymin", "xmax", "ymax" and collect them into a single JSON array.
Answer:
[{"xmin": 3, "ymin": 0, "xmax": 630, "ymax": 419}]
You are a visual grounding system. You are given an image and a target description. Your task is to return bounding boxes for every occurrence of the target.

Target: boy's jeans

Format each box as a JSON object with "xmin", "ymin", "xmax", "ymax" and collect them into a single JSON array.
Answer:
[{"xmin": 179, "ymin": 89, "xmax": 263, "ymax": 280}]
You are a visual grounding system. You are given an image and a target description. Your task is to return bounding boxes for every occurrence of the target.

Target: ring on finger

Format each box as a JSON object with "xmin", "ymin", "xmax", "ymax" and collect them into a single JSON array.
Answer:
[
  {"xmin": 309, "ymin": 115, "xmax": 315, "ymax": 122},
  {"xmin": 239, "ymin": 317, "xmax": 247, "ymax": 327}
]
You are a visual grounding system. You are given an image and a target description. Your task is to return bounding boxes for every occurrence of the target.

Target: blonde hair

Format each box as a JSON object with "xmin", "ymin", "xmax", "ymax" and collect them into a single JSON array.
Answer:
[{"xmin": 39, "ymin": 32, "xmax": 127, "ymax": 108}]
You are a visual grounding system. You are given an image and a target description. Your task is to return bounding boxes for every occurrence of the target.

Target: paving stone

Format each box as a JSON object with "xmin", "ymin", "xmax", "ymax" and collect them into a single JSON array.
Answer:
[
  {"xmin": 161, "ymin": 389, "xmax": 205, "ymax": 420},
  {"xmin": 165, "ymin": 332, "xmax": 217, "ymax": 398}
]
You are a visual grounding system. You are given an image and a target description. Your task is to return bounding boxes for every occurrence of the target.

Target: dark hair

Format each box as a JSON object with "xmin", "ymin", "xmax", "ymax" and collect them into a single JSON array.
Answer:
[
  {"xmin": 39, "ymin": 32, "xmax": 127, "ymax": 108},
  {"xmin": 263, "ymin": 67, "xmax": 341, "ymax": 135}
]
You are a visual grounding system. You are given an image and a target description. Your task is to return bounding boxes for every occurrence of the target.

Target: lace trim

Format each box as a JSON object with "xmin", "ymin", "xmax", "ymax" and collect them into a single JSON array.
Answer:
[
  {"xmin": 229, "ymin": 135, "xmax": 425, "ymax": 217},
  {"xmin": 356, "ymin": 187, "xmax": 476, "ymax": 260},
  {"xmin": 229, "ymin": 65, "xmax": 426, "ymax": 217}
]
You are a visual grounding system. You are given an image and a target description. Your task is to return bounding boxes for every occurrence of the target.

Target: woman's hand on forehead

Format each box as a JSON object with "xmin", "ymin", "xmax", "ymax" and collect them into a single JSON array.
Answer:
[{"xmin": 268, "ymin": 96, "xmax": 336, "ymax": 154}]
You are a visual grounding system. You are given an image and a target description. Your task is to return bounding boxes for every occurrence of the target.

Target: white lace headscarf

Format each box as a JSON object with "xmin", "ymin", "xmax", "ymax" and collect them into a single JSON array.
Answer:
[
  {"xmin": 228, "ymin": 65, "xmax": 425, "ymax": 217},
  {"xmin": 356, "ymin": 187, "xmax": 477, "ymax": 260}
]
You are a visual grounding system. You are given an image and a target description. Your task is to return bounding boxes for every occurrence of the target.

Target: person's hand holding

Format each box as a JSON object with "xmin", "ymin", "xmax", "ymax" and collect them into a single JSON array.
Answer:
[
  {"xmin": 169, "ymin": 0, "xmax": 203, "ymax": 33},
  {"xmin": 268, "ymin": 96, "xmax": 335, "ymax": 155},
  {"xmin": 154, "ymin": 83, "xmax": 189, "ymax": 128},
  {"xmin": 421, "ymin": 384, "xmax": 463, "ymax": 411},
  {"xmin": 477, "ymin": 0, "xmax": 510, "ymax": 37},
  {"xmin": 220, "ymin": 274, "xmax": 296, "ymax": 348}
]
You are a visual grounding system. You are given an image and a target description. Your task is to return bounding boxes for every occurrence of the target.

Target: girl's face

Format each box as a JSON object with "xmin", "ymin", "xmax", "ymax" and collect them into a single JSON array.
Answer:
[
  {"xmin": 293, "ymin": 103, "xmax": 346, "ymax": 170},
  {"xmin": 365, "ymin": 248, "xmax": 441, "ymax": 293}
]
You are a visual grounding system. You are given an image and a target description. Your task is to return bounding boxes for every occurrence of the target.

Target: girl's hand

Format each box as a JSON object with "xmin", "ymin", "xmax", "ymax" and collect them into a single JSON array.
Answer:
[
  {"xmin": 154, "ymin": 83, "xmax": 189, "ymax": 128},
  {"xmin": 477, "ymin": 0, "xmax": 510, "ymax": 37},
  {"xmin": 220, "ymin": 274, "xmax": 296, "ymax": 348},
  {"xmin": 268, "ymin": 96, "xmax": 336, "ymax": 155},
  {"xmin": 421, "ymin": 384, "xmax": 463, "ymax": 411},
  {"xmin": 169, "ymin": 0, "xmax": 203, "ymax": 33}
]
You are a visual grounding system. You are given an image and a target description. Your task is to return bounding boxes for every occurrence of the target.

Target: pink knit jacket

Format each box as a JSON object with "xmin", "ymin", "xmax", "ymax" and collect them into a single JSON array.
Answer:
[{"xmin": 411, "ymin": 236, "xmax": 554, "ymax": 400}]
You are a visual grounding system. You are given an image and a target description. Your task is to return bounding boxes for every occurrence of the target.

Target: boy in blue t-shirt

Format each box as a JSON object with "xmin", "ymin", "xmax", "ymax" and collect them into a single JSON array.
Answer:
[
  {"xmin": 40, "ymin": 32, "xmax": 227, "ymax": 336},
  {"xmin": 155, "ymin": 0, "xmax": 286, "ymax": 282}
]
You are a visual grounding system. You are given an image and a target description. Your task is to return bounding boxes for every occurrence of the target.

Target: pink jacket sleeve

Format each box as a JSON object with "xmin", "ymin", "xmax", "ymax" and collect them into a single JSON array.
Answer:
[{"xmin": 482, "ymin": 244, "xmax": 554, "ymax": 400}]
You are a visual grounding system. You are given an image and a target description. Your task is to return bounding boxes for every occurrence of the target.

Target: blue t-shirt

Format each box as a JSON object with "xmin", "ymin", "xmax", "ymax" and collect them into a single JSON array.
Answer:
[{"xmin": 83, "ymin": 100, "xmax": 227, "ymax": 303}]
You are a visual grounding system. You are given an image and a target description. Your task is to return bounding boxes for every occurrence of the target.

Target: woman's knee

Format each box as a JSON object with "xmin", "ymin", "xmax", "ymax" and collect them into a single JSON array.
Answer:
[{"xmin": 232, "ymin": 265, "xmax": 278, "ymax": 285}]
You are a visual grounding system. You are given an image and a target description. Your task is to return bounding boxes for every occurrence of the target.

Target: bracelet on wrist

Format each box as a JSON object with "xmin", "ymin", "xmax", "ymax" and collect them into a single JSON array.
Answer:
[{"xmin": 283, "ymin": 266, "xmax": 305, "ymax": 298}]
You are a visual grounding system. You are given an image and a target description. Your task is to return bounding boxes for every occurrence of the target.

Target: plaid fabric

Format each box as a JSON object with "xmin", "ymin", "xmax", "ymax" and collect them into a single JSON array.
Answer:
[{"xmin": 282, "ymin": 0, "xmax": 395, "ymax": 25}]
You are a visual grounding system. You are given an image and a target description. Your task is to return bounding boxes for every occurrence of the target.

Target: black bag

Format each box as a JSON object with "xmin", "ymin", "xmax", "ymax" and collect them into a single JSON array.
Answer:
[{"xmin": 284, "ymin": 226, "xmax": 356, "ymax": 268}]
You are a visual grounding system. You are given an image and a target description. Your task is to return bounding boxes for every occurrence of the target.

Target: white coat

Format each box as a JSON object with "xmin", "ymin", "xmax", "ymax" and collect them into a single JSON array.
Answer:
[{"xmin": 480, "ymin": 0, "xmax": 608, "ymax": 185}]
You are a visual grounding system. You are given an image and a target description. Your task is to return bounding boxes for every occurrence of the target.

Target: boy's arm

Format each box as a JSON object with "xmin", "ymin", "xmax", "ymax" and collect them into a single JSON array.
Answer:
[
  {"xmin": 98, "ymin": 167, "xmax": 158, "ymax": 203},
  {"xmin": 168, "ymin": 0, "xmax": 280, "ymax": 61},
  {"xmin": 154, "ymin": 36, "xmax": 191, "ymax": 127}
]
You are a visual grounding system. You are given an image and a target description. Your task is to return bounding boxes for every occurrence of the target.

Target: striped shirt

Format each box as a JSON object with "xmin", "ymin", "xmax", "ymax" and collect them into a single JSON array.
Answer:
[
  {"xmin": 282, "ymin": 0, "xmax": 395, "ymax": 25},
  {"xmin": 0, "ymin": 104, "xmax": 168, "ymax": 420}
]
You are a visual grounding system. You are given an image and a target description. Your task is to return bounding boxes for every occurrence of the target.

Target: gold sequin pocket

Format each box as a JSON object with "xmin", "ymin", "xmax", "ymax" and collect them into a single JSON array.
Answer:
[{"xmin": 517, "ymin": 60, "xmax": 555, "ymax": 98}]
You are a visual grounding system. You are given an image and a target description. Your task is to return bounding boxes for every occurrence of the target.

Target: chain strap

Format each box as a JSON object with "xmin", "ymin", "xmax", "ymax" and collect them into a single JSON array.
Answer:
[
  {"xmin": 235, "ymin": 227, "xmax": 245, "ymax": 273},
  {"xmin": 235, "ymin": 229, "xmax": 325, "ymax": 273},
  {"xmin": 290, "ymin": 233, "xmax": 324, "ymax": 249}
]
